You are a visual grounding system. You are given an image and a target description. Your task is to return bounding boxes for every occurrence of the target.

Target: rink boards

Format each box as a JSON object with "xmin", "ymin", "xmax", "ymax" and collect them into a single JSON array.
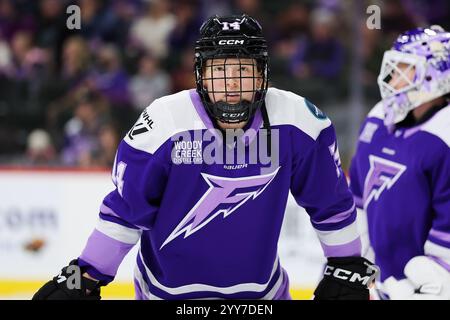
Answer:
[{"xmin": 0, "ymin": 169, "xmax": 324, "ymax": 300}]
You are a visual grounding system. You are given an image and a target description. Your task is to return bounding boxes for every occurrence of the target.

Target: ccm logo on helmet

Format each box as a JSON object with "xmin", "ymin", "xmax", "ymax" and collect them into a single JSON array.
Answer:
[
  {"xmin": 324, "ymin": 266, "xmax": 371, "ymax": 286},
  {"xmin": 218, "ymin": 39, "xmax": 245, "ymax": 45}
]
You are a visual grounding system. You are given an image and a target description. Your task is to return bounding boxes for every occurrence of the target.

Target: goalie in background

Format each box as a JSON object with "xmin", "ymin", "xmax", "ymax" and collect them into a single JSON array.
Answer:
[{"xmin": 350, "ymin": 26, "xmax": 450, "ymax": 299}]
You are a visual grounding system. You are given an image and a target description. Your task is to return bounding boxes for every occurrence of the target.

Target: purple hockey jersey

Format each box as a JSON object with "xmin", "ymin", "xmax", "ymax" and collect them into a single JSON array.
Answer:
[
  {"xmin": 78, "ymin": 88, "xmax": 360, "ymax": 299},
  {"xmin": 349, "ymin": 102, "xmax": 450, "ymax": 282}
]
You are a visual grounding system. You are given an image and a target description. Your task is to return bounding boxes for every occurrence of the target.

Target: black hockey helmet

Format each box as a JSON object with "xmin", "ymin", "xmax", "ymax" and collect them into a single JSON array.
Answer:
[{"xmin": 194, "ymin": 14, "xmax": 269, "ymax": 123}]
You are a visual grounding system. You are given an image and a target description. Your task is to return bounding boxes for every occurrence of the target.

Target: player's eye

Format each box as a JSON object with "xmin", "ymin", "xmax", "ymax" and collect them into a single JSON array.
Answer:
[
  {"xmin": 212, "ymin": 66, "xmax": 224, "ymax": 72},
  {"xmin": 391, "ymin": 69, "xmax": 400, "ymax": 77},
  {"xmin": 241, "ymin": 65, "xmax": 254, "ymax": 72}
]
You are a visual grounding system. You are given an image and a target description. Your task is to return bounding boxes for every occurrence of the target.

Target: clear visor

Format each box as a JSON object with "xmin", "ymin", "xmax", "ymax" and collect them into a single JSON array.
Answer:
[{"xmin": 377, "ymin": 50, "xmax": 427, "ymax": 100}]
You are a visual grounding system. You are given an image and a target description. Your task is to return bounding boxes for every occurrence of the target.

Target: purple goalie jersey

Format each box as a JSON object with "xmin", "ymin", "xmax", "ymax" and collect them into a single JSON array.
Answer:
[
  {"xmin": 78, "ymin": 88, "xmax": 360, "ymax": 299},
  {"xmin": 349, "ymin": 102, "xmax": 450, "ymax": 282}
]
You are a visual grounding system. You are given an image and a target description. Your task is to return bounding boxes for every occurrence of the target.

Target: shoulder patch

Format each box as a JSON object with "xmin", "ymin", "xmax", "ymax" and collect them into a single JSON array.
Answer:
[
  {"xmin": 127, "ymin": 109, "xmax": 155, "ymax": 140},
  {"xmin": 359, "ymin": 121, "xmax": 379, "ymax": 143},
  {"xmin": 304, "ymin": 99, "xmax": 327, "ymax": 120},
  {"xmin": 123, "ymin": 90, "xmax": 207, "ymax": 154},
  {"xmin": 265, "ymin": 88, "xmax": 331, "ymax": 141}
]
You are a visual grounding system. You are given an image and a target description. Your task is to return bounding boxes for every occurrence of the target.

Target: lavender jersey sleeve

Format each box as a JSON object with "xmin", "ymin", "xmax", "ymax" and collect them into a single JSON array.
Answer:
[
  {"xmin": 290, "ymin": 123, "xmax": 361, "ymax": 258},
  {"xmin": 78, "ymin": 107, "xmax": 171, "ymax": 283}
]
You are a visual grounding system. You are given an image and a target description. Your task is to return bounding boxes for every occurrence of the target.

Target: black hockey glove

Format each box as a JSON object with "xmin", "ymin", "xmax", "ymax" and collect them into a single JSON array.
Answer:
[
  {"xmin": 32, "ymin": 259, "xmax": 101, "ymax": 300},
  {"xmin": 314, "ymin": 256, "xmax": 378, "ymax": 300}
]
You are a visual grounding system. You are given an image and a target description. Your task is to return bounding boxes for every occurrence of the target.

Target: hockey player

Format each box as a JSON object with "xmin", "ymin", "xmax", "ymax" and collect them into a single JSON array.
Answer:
[
  {"xmin": 33, "ymin": 14, "xmax": 375, "ymax": 300},
  {"xmin": 349, "ymin": 26, "xmax": 450, "ymax": 299}
]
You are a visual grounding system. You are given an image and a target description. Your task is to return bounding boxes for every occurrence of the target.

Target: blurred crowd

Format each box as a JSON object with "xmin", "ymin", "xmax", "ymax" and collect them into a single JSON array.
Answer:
[{"xmin": 0, "ymin": 0, "xmax": 448, "ymax": 168}]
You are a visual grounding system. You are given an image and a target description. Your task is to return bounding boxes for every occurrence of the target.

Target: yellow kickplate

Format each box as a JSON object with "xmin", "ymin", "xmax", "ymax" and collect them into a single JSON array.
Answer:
[{"xmin": 0, "ymin": 280, "xmax": 313, "ymax": 300}]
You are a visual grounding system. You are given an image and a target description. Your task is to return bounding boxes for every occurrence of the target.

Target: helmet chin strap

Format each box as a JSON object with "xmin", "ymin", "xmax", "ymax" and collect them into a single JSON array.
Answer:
[{"xmin": 260, "ymin": 102, "xmax": 271, "ymax": 158}]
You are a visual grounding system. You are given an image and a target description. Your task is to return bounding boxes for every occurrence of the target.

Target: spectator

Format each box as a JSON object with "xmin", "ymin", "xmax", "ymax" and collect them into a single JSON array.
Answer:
[
  {"xmin": 87, "ymin": 43, "xmax": 130, "ymax": 108},
  {"xmin": 46, "ymin": 36, "xmax": 91, "ymax": 137},
  {"xmin": 232, "ymin": 0, "xmax": 268, "ymax": 30},
  {"xmin": 380, "ymin": 0, "xmax": 416, "ymax": 41},
  {"xmin": 79, "ymin": 0, "xmax": 111, "ymax": 42},
  {"xmin": 0, "ymin": 31, "xmax": 12, "ymax": 76},
  {"xmin": 269, "ymin": 3, "xmax": 311, "ymax": 82},
  {"xmin": 275, "ymin": 2, "xmax": 310, "ymax": 40},
  {"xmin": 129, "ymin": 52, "xmax": 170, "ymax": 111},
  {"xmin": 60, "ymin": 36, "xmax": 91, "ymax": 89},
  {"xmin": 101, "ymin": 0, "xmax": 141, "ymax": 48},
  {"xmin": 61, "ymin": 91, "xmax": 108, "ymax": 167},
  {"xmin": 168, "ymin": 0, "xmax": 202, "ymax": 53},
  {"xmin": 129, "ymin": 0, "xmax": 176, "ymax": 58},
  {"xmin": 92, "ymin": 123, "xmax": 120, "ymax": 167},
  {"xmin": 9, "ymin": 31, "xmax": 53, "ymax": 122},
  {"xmin": 401, "ymin": 0, "xmax": 450, "ymax": 30},
  {"xmin": 291, "ymin": 9, "xmax": 343, "ymax": 81},
  {"xmin": 200, "ymin": 0, "xmax": 230, "ymax": 18},
  {"xmin": 10, "ymin": 30, "xmax": 33, "ymax": 79},
  {"xmin": 170, "ymin": 46, "xmax": 196, "ymax": 93},
  {"xmin": 0, "ymin": 0, "xmax": 448, "ymax": 169},
  {"xmin": 36, "ymin": 0, "xmax": 66, "ymax": 48},
  {"xmin": 25, "ymin": 128, "xmax": 57, "ymax": 165},
  {"xmin": 0, "ymin": 0, "xmax": 36, "ymax": 42},
  {"xmin": 289, "ymin": 8, "xmax": 344, "ymax": 104}
]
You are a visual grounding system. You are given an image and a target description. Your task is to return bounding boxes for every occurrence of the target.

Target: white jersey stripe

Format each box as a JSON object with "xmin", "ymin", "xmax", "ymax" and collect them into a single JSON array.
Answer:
[
  {"xmin": 96, "ymin": 218, "xmax": 142, "ymax": 245},
  {"xmin": 424, "ymin": 240, "xmax": 450, "ymax": 265},
  {"xmin": 314, "ymin": 219, "xmax": 360, "ymax": 246},
  {"xmin": 138, "ymin": 248, "xmax": 281, "ymax": 297}
]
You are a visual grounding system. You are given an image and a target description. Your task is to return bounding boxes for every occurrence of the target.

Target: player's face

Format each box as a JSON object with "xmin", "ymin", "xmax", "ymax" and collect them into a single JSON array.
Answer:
[
  {"xmin": 203, "ymin": 58, "xmax": 263, "ymax": 105},
  {"xmin": 203, "ymin": 58, "xmax": 263, "ymax": 130},
  {"xmin": 388, "ymin": 62, "xmax": 416, "ymax": 90}
]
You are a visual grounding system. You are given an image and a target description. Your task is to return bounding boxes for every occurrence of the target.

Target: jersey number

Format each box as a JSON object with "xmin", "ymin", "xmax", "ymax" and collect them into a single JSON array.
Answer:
[{"xmin": 113, "ymin": 160, "xmax": 127, "ymax": 197}]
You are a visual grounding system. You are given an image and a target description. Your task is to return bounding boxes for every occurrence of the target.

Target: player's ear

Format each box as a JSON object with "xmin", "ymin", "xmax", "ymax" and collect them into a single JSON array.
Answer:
[
  {"xmin": 255, "ymin": 61, "xmax": 265, "ymax": 89},
  {"xmin": 255, "ymin": 72, "xmax": 263, "ymax": 89}
]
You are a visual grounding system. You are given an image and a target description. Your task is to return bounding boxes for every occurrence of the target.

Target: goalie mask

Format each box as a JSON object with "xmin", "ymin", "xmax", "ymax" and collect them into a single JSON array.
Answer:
[
  {"xmin": 377, "ymin": 25, "xmax": 450, "ymax": 127},
  {"xmin": 194, "ymin": 14, "xmax": 269, "ymax": 124}
]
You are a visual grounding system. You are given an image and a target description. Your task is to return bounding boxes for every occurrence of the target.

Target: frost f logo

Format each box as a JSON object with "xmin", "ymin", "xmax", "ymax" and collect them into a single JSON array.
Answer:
[
  {"xmin": 160, "ymin": 167, "xmax": 281, "ymax": 249},
  {"xmin": 363, "ymin": 155, "xmax": 406, "ymax": 208}
]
